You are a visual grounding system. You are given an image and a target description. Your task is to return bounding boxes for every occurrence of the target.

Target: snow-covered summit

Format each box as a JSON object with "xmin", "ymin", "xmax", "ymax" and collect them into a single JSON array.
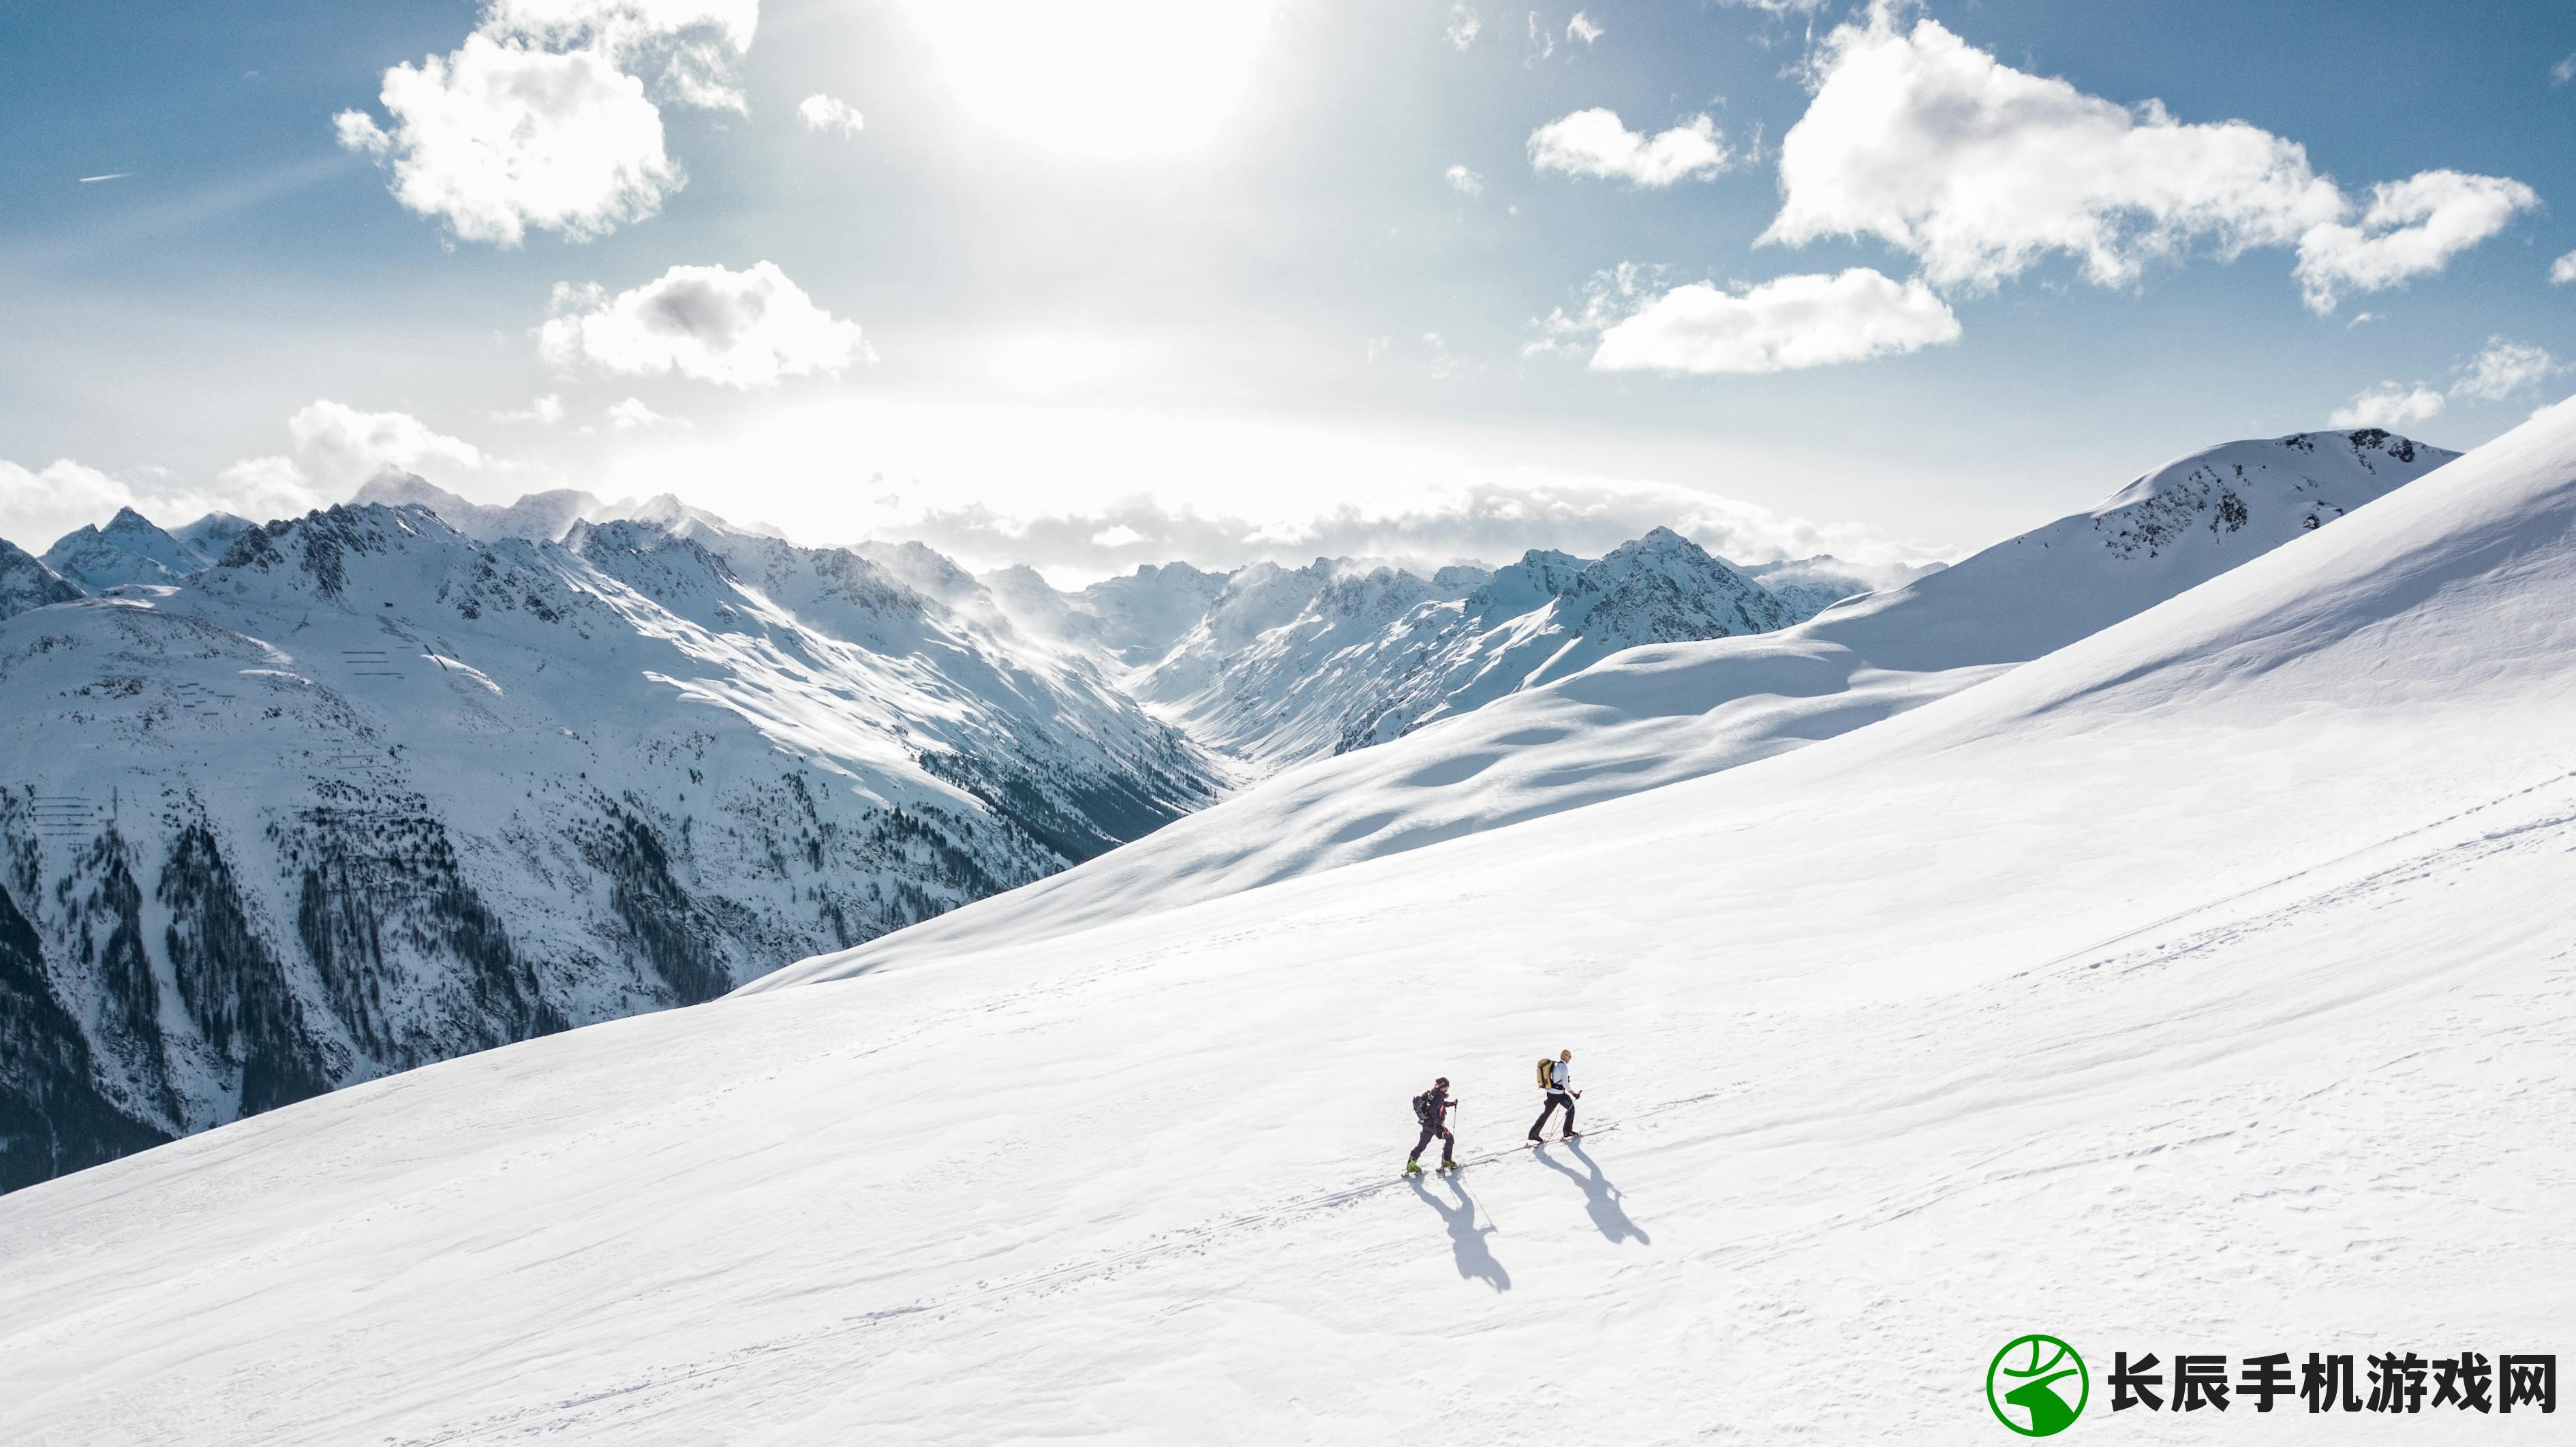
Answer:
[
  {"xmin": 40, "ymin": 506, "xmax": 218, "ymax": 589},
  {"xmin": 350, "ymin": 472, "xmax": 782, "ymax": 545},
  {"xmin": 0, "ymin": 538, "xmax": 81, "ymax": 622},
  {"xmin": 1113, "ymin": 530, "xmax": 1803, "ymax": 766}
]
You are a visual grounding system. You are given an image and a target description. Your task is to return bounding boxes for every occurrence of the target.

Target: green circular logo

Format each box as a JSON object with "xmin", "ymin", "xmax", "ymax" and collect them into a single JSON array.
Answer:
[{"xmin": 1987, "ymin": 1335, "xmax": 2088, "ymax": 1437}]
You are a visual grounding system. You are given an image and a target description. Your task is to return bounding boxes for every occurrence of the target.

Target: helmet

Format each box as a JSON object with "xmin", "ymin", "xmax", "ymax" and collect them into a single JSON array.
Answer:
[{"xmin": 1435, "ymin": 1076, "xmax": 1449, "ymax": 1088}]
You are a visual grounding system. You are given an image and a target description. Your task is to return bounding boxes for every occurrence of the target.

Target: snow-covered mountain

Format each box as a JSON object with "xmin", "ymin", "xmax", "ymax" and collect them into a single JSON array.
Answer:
[
  {"xmin": 763, "ymin": 427, "xmax": 2456, "ymax": 976},
  {"xmin": 0, "ymin": 538, "xmax": 80, "ymax": 622},
  {"xmin": 0, "ymin": 405, "xmax": 2564, "ymax": 1442},
  {"xmin": 40, "ymin": 506, "xmax": 221, "ymax": 589},
  {"xmin": 348, "ymin": 472, "xmax": 780, "ymax": 545},
  {"xmin": 0, "ymin": 500, "xmax": 1220, "ymax": 1189},
  {"xmin": 373, "ymin": 477, "xmax": 1860, "ymax": 771},
  {"xmin": 1061, "ymin": 529, "xmax": 1812, "ymax": 766},
  {"xmin": 1743, "ymin": 552, "xmax": 1945, "ymax": 619}
]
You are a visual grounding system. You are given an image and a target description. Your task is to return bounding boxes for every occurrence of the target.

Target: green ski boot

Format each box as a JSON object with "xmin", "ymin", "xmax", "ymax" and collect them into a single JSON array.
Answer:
[{"xmin": 1403, "ymin": 1159, "xmax": 1424, "ymax": 1175}]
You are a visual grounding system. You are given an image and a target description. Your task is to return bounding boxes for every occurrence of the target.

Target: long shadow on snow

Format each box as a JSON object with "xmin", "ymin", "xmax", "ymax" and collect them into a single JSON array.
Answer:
[
  {"xmin": 1535, "ymin": 1139, "xmax": 1649, "ymax": 1245},
  {"xmin": 1407, "ymin": 1172, "xmax": 1511, "ymax": 1292}
]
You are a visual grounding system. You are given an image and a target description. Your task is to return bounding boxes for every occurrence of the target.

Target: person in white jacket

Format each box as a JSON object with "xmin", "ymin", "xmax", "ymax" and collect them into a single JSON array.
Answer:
[{"xmin": 1529, "ymin": 1048, "xmax": 1580, "ymax": 1141}]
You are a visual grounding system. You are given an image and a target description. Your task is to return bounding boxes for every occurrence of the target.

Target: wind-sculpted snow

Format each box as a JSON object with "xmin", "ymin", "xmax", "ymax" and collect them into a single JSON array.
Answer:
[
  {"xmin": 764, "ymin": 428, "xmax": 2455, "ymax": 981},
  {"xmin": 0, "ymin": 502, "xmax": 1220, "ymax": 1189},
  {"xmin": 0, "ymin": 408, "xmax": 2566, "ymax": 1442}
]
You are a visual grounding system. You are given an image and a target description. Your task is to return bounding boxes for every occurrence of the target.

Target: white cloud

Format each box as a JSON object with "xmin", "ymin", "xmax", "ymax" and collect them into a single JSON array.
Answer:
[
  {"xmin": 2552, "ymin": 250, "xmax": 2576, "ymax": 286},
  {"xmin": 2450, "ymin": 338, "xmax": 2560, "ymax": 404},
  {"xmin": 1582, "ymin": 268, "xmax": 1962, "ymax": 375},
  {"xmin": 1525, "ymin": 11, "xmax": 1554, "ymax": 63},
  {"xmin": 334, "ymin": 1, "xmax": 755, "ymax": 246},
  {"xmin": 495, "ymin": 393, "xmax": 567, "ymax": 424},
  {"xmin": 2320, "ymin": 338, "xmax": 2562, "ymax": 432},
  {"xmin": 335, "ymin": 36, "xmax": 677, "ymax": 246},
  {"xmin": 1445, "ymin": 164, "xmax": 1485, "ymax": 197},
  {"xmin": 1763, "ymin": 14, "xmax": 2533, "ymax": 312},
  {"xmin": 0, "ymin": 401, "xmax": 501, "ymax": 547},
  {"xmin": 2293, "ymin": 170, "xmax": 2539, "ymax": 314},
  {"xmin": 607, "ymin": 396, "xmax": 681, "ymax": 429},
  {"xmin": 284, "ymin": 400, "xmax": 487, "ymax": 490},
  {"xmin": 1421, "ymin": 332, "xmax": 1465, "ymax": 381},
  {"xmin": 0, "ymin": 457, "xmax": 326, "ymax": 553},
  {"xmin": 2327, "ymin": 383, "xmax": 2446, "ymax": 430},
  {"xmin": 798, "ymin": 93, "xmax": 864, "ymax": 136},
  {"xmin": 489, "ymin": 1, "xmax": 757, "ymax": 104},
  {"xmin": 1, "ymin": 461, "xmax": 164, "ymax": 551},
  {"xmin": 2554, "ymin": 52, "xmax": 2575, "ymax": 85},
  {"xmin": 1529, "ymin": 110, "xmax": 1732, "ymax": 187},
  {"xmin": 1445, "ymin": 5, "xmax": 1480, "ymax": 49},
  {"xmin": 539, "ymin": 261, "xmax": 869, "ymax": 388},
  {"xmin": 1566, "ymin": 12, "xmax": 1603, "ymax": 45},
  {"xmin": 1708, "ymin": 0, "xmax": 1827, "ymax": 11}
]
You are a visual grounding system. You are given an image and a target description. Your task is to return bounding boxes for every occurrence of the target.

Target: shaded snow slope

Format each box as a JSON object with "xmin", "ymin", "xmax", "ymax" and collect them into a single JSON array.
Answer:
[
  {"xmin": 0, "ymin": 502, "xmax": 1218, "ymax": 1190},
  {"xmin": 763, "ymin": 427, "xmax": 2453, "ymax": 981},
  {"xmin": 0, "ymin": 409, "xmax": 2567, "ymax": 1442}
]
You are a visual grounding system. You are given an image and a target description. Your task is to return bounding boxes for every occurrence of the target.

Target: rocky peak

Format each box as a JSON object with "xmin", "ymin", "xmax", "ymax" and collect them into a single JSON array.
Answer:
[{"xmin": 1, "ymin": 537, "xmax": 85, "ymax": 621}]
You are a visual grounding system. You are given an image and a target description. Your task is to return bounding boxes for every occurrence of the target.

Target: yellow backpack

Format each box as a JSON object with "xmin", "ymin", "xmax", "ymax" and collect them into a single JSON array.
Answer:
[{"xmin": 1535, "ymin": 1057, "xmax": 1554, "ymax": 1088}]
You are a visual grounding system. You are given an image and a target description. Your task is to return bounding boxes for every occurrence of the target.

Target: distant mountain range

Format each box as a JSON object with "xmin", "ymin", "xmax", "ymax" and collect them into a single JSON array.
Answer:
[
  {"xmin": 761, "ymin": 428, "xmax": 2460, "ymax": 981},
  {"xmin": 0, "ymin": 478, "xmax": 1890, "ymax": 1188}
]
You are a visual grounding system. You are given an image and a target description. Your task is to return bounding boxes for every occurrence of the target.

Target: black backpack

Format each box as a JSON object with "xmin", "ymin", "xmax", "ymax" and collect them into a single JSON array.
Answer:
[{"xmin": 1412, "ymin": 1090, "xmax": 1439, "ymax": 1126}]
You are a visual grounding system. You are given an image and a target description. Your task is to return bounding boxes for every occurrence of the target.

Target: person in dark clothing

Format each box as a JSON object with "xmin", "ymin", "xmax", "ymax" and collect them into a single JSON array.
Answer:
[
  {"xmin": 1530, "ymin": 1048, "xmax": 1580, "ymax": 1141},
  {"xmin": 1406, "ymin": 1077, "xmax": 1460, "ymax": 1174}
]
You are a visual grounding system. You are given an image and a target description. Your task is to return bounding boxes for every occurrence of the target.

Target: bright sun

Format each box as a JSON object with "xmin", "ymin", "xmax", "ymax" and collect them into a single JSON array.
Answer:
[{"xmin": 900, "ymin": 0, "xmax": 1278, "ymax": 159}]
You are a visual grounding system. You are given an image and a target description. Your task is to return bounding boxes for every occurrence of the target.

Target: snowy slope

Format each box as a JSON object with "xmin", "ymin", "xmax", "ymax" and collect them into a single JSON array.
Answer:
[
  {"xmin": 0, "ymin": 408, "xmax": 2567, "ymax": 1442},
  {"xmin": 763, "ymin": 428, "xmax": 2455, "ymax": 976},
  {"xmin": 0, "ymin": 502, "xmax": 1218, "ymax": 1189}
]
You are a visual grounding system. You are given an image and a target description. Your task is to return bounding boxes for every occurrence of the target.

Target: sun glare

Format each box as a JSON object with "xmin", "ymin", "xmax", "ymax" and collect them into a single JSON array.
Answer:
[{"xmin": 900, "ymin": 0, "xmax": 1278, "ymax": 159}]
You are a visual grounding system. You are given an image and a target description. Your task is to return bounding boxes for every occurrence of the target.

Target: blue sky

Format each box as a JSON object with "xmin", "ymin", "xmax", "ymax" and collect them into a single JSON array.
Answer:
[{"xmin": 4, "ymin": 0, "xmax": 2573, "ymax": 579}]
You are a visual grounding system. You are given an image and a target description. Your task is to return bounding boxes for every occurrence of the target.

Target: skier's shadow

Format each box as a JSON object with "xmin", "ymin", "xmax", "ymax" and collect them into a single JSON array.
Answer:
[
  {"xmin": 1535, "ymin": 1139, "xmax": 1650, "ymax": 1245},
  {"xmin": 1407, "ymin": 1173, "xmax": 1511, "ymax": 1292}
]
